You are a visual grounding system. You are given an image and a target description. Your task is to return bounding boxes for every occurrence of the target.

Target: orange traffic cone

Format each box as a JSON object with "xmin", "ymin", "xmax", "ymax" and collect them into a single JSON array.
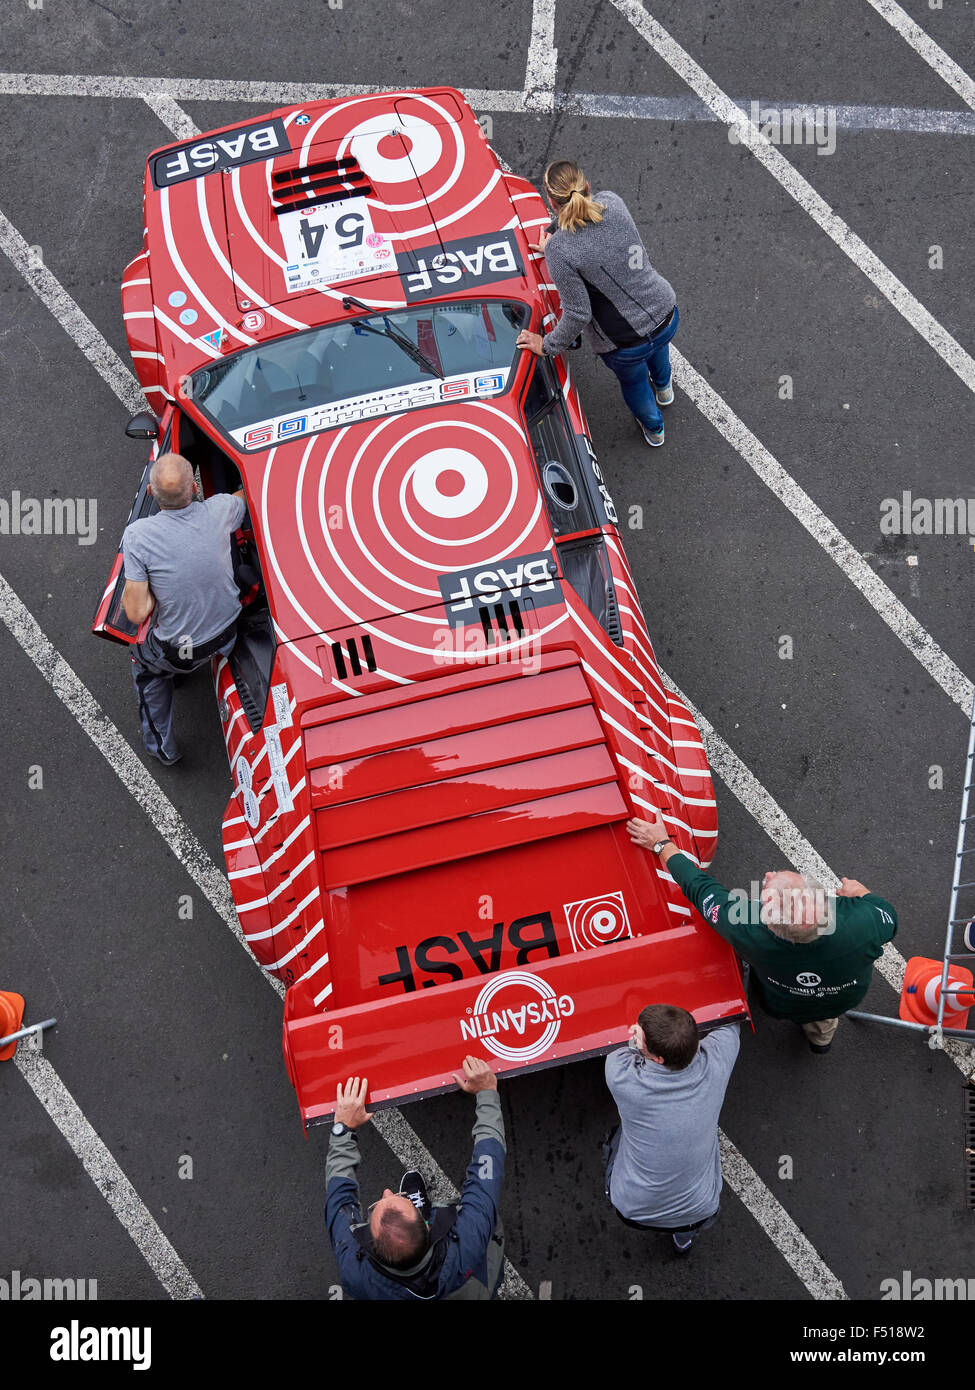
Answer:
[
  {"xmin": 0, "ymin": 991, "xmax": 26, "ymax": 1061},
  {"xmin": 899, "ymin": 957, "xmax": 975, "ymax": 1029}
]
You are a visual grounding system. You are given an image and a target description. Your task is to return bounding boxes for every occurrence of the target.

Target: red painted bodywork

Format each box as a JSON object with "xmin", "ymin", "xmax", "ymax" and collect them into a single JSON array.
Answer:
[{"xmin": 95, "ymin": 88, "xmax": 748, "ymax": 1124}]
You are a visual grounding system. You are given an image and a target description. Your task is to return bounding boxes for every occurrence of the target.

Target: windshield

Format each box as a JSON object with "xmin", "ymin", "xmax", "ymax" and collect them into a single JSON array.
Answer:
[{"xmin": 191, "ymin": 300, "xmax": 531, "ymax": 452}]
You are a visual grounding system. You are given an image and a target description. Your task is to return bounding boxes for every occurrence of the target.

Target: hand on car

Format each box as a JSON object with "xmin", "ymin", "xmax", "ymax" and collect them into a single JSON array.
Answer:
[
  {"xmin": 334, "ymin": 1076, "xmax": 371, "ymax": 1128},
  {"xmin": 516, "ymin": 330, "xmax": 545, "ymax": 355},
  {"xmin": 626, "ymin": 816, "xmax": 669, "ymax": 850},
  {"xmin": 528, "ymin": 228, "xmax": 552, "ymax": 255},
  {"xmin": 452, "ymin": 1056, "xmax": 498, "ymax": 1093}
]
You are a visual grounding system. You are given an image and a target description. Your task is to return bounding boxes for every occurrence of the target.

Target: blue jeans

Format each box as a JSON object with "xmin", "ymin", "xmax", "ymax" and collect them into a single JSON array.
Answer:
[{"xmin": 599, "ymin": 304, "xmax": 680, "ymax": 434}]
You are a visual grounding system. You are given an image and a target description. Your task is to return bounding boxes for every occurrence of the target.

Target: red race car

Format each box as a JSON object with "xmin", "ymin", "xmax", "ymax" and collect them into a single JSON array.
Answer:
[{"xmin": 94, "ymin": 88, "xmax": 747, "ymax": 1124}]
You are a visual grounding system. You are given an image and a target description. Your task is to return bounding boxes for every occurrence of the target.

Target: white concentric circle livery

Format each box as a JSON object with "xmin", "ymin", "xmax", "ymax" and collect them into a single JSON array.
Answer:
[
  {"xmin": 463, "ymin": 970, "xmax": 571, "ymax": 1063},
  {"xmin": 564, "ymin": 892, "xmax": 633, "ymax": 952},
  {"xmin": 348, "ymin": 113, "xmax": 444, "ymax": 183},
  {"xmin": 262, "ymin": 408, "xmax": 551, "ymax": 634},
  {"xmin": 407, "ymin": 448, "xmax": 489, "ymax": 519}
]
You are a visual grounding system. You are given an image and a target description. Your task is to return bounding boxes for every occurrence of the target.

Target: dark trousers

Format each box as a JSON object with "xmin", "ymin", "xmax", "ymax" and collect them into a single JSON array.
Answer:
[{"xmin": 130, "ymin": 627, "xmax": 236, "ymax": 760}]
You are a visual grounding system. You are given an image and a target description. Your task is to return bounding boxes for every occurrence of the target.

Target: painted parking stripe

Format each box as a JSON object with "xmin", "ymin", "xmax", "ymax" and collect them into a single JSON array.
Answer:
[
  {"xmin": 663, "ymin": 672, "xmax": 975, "ymax": 1078},
  {"xmin": 14, "ymin": 1045, "xmax": 202, "ymax": 1299},
  {"xmin": 670, "ymin": 346, "xmax": 975, "ymax": 716},
  {"xmin": 0, "ymin": 569, "xmax": 533, "ymax": 1299},
  {"xmin": 864, "ymin": 0, "xmax": 975, "ymax": 111},
  {"xmin": 609, "ymin": 0, "xmax": 975, "ymax": 394},
  {"xmin": 719, "ymin": 1131, "xmax": 846, "ymax": 1299},
  {"xmin": 0, "ymin": 208, "xmax": 146, "ymax": 415},
  {"xmin": 525, "ymin": 0, "xmax": 558, "ymax": 110},
  {"xmin": 2, "ymin": 71, "xmax": 974, "ymax": 137}
]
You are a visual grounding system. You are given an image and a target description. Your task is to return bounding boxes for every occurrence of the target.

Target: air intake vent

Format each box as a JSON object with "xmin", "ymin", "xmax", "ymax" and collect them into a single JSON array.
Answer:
[
  {"xmin": 331, "ymin": 634, "xmax": 378, "ymax": 680},
  {"xmin": 271, "ymin": 158, "xmax": 374, "ymax": 215},
  {"xmin": 477, "ymin": 599, "xmax": 527, "ymax": 644}
]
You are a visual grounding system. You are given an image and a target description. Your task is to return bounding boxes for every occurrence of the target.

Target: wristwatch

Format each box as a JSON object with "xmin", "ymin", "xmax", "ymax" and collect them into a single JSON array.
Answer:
[
  {"xmin": 331, "ymin": 1121, "xmax": 350, "ymax": 1137},
  {"xmin": 651, "ymin": 838, "xmax": 673, "ymax": 856}
]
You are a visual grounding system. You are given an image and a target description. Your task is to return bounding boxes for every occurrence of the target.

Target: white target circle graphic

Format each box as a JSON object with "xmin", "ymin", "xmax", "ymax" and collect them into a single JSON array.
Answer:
[
  {"xmin": 564, "ymin": 892, "xmax": 633, "ymax": 952},
  {"xmin": 349, "ymin": 113, "xmax": 443, "ymax": 183},
  {"xmin": 408, "ymin": 448, "xmax": 489, "ymax": 519}
]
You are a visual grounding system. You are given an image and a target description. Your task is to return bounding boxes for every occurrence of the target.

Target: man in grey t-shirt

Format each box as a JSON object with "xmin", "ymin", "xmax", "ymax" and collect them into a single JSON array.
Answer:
[
  {"xmin": 604, "ymin": 1004, "xmax": 740, "ymax": 1254},
  {"xmin": 122, "ymin": 452, "xmax": 246, "ymax": 765}
]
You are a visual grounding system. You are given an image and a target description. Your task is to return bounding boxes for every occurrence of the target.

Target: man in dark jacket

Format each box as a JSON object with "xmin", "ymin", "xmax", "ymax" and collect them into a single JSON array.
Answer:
[
  {"xmin": 627, "ymin": 816, "xmax": 897, "ymax": 1054},
  {"xmin": 324, "ymin": 1059, "xmax": 506, "ymax": 1300}
]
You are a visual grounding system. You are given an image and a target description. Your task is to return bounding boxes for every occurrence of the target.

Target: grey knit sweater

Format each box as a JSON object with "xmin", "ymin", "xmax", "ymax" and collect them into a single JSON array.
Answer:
[{"xmin": 541, "ymin": 190, "xmax": 676, "ymax": 356}]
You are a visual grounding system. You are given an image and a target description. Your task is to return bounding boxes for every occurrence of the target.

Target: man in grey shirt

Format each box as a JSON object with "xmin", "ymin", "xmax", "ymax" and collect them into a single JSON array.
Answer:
[
  {"xmin": 604, "ymin": 1003, "xmax": 740, "ymax": 1254},
  {"xmin": 122, "ymin": 452, "xmax": 246, "ymax": 765}
]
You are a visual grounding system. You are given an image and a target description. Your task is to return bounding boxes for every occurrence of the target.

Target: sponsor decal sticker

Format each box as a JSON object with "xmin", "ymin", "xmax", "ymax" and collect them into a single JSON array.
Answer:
[
  {"xmin": 168, "ymin": 290, "xmax": 187, "ymax": 308},
  {"xmin": 178, "ymin": 308, "xmax": 198, "ymax": 326},
  {"xmin": 438, "ymin": 551, "xmax": 560, "ymax": 628},
  {"xmin": 233, "ymin": 369, "xmax": 508, "ymax": 450},
  {"xmin": 151, "ymin": 116, "xmax": 290, "ymax": 188},
  {"xmin": 241, "ymin": 310, "xmax": 266, "ymax": 331},
  {"xmin": 200, "ymin": 328, "xmax": 223, "ymax": 349},
  {"xmin": 401, "ymin": 231, "xmax": 525, "ymax": 304},
  {"xmin": 235, "ymin": 757, "xmax": 260, "ymax": 829},
  {"xmin": 460, "ymin": 969, "xmax": 574, "ymax": 1062},
  {"xmin": 278, "ymin": 195, "xmax": 397, "ymax": 292},
  {"xmin": 564, "ymin": 892, "xmax": 633, "ymax": 951}
]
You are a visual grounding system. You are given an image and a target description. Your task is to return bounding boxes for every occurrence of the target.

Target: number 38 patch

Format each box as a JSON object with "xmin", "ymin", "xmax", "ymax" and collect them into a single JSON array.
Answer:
[{"xmin": 278, "ymin": 195, "xmax": 398, "ymax": 292}]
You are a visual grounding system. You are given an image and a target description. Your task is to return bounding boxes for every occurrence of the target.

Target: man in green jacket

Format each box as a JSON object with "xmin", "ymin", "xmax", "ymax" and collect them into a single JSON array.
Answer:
[{"xmin": 627, "ymin": 817, "xmax": 897, "ymax": 1054}]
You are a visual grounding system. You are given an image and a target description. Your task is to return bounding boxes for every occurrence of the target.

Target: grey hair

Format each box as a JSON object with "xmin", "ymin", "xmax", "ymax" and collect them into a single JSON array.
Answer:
[
  {"xmin": 760, "ymin": 872, "xmax": 835, "ymax": 941},
  {"xmin": 149, "ymin": 452, "xmax": 195, "ymax": 509}
]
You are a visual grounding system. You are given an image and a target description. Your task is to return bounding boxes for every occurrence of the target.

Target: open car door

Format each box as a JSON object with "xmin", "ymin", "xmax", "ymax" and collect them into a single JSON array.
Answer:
[{"xmin": 92, "ymin": 408, "xmax": 173, "ymax": 645}]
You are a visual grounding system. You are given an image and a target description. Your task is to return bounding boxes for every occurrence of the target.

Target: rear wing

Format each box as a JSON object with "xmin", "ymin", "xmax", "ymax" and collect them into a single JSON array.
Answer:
[{"xmin": 283, "ymin": 926, "xmax": 748, "ymax": 1125}]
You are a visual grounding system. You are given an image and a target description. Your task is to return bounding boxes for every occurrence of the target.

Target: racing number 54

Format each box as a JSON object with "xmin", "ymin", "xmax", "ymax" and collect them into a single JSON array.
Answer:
[{"xmin": 298, "ymin": 211, "xmax": 366, "ymax": 260}]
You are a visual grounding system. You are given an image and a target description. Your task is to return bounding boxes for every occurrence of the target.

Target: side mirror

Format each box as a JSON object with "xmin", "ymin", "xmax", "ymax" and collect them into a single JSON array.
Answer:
[{"xmin": 125, "ymin": 411, "xmax": 160, "ymax": 440}]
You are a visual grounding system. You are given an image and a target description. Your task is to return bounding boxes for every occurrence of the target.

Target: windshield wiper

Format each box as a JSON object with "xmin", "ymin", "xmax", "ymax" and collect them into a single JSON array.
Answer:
[{"xmin": 342, "ymin": 295, "xmax": 444, "ymax": 380}]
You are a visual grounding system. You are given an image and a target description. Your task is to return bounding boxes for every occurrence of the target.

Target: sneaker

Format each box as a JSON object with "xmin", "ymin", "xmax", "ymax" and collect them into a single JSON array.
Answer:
[
  {"xmin": 653, "ymin": 380, "xmax": 674, "ymax": 406},
  {"xmin": 640, "ymin": 424, "xmax": 665, "ymax": 447},
  {"xmin": 399, "ymin": 1170, "xmax": 431, "ymax": 1222},
  {"xmin": 672, "ymin": 1231, "xmax": 695, "ymax": 1255},
  {"xmin": 149, "ymin": 747, "xmax": 182, "ymax": 766}
]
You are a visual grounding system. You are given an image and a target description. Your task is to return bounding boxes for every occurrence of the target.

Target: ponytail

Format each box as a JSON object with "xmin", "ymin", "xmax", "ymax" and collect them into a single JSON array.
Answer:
[{"xmin": 544, "ymin": 159, "xmax": 605, "ymax": 234}]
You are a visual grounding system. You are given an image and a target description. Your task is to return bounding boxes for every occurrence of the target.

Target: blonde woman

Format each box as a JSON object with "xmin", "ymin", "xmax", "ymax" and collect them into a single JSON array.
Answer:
[{"xmin": 517, "ymin": 160, "xmax": 678, "ymax": 447}]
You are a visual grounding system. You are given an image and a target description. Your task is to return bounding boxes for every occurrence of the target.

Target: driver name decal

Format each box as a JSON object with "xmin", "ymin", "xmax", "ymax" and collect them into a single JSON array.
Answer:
[{"xmin": 234, "ymin": 369, "xmax": 509, "ymax": 449}]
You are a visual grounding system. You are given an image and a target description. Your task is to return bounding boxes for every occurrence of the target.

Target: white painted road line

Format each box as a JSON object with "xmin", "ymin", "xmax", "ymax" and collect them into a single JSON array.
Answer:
[
  {"xmin": 0, "ymin": 567, "xmax": 534, "ymax": 1299},
  {"xmin": 609, "ymin": 0, "xmax": 975, "ymax": 394},
  {"xmin": 140, "ymin": 90, "xmax": 201, "ymax": 141},
  {"xmin": 864, "ymin": 0, "xmax": 975, "ymax": 112},
  {"xmin": 0, "ymin": 209, "xmax": 146, "ymax": 416},
  {"xmin": 663, "ymin": 672, "xmax": 975, "ymax": 1078},
  {"xmin": 525, "ymin": 0, "xmax": 558, "ymax": 110},
  {"xmin": 2, "ymin": 71, "xmax": 974, "ymax": 135},
  {"xmin": 14, "ymin": 1045, "xmax": 203, "ymax": 1300},
  {"xmin": 719, "ymin": 1131, "xmax": 847, "ymax": 1300},
  {"xmin": 670, "ymin": 347, "xmax": 975, "ymax": 716}
]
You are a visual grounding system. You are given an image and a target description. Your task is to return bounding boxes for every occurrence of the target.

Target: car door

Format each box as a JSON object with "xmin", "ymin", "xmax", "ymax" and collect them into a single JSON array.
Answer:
[{"xmin": 91, "ymin": 405, "xmax": 174, "ymax": 644}]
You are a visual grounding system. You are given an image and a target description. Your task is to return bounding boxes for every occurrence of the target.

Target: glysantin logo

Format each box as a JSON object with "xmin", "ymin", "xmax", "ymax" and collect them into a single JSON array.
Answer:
[
  {"xmin": 563, "ymin": 892, "xmax": 632, "ymax": 951},
  {"xmin": 50, "ymin": 1321, "xmax": 151, "ymax": 1370},
  {"xmin": 460, "ymin": 970, "xmax": 574, "ymax": 1061}
]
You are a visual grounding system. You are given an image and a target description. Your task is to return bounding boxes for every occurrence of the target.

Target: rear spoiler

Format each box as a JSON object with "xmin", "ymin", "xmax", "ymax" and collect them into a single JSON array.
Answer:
[{"xmin": 282, "ymin": 925, "xmax": 748, "ymax": 1126}]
